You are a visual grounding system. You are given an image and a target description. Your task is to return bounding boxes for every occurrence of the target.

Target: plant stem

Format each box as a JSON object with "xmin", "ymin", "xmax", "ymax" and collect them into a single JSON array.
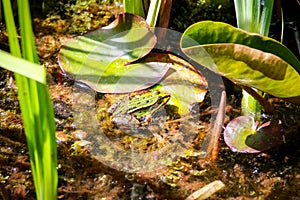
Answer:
[
  {"xmin": 241, "ymin": 86, "xmax": 274, "ymax": 115},
  {"xmin": 234, "ymin": 0, "xmax": 274, "ymax": 116},
  {"xmin": 241, "ymin": 90, "xmax": 261, "ymax": 116}
]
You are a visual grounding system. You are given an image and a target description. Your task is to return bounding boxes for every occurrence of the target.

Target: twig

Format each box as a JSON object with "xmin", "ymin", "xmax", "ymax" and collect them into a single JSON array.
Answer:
[
  {"xmin": 185, "ymin": 180, "xmax": 225, "ymax": 200},
  {"xmin": 202, "ymin": 91, "xmax": 226, "ymax": 161}
]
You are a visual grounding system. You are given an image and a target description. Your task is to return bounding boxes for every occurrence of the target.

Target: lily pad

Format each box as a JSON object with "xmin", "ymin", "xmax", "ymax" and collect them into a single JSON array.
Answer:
[
  {"xmin": 59, "ymin": 13, "xmax": 170, "ymax": 93},
  {"xmin": 223, "ymin": 116, "xmax": 284, "ymax": 153},
  {"xmin": 145, "ymin": 53, "xmax": 208, "ymax": 115},
  {"xmin": 180, "ymin": 21, "xmax": 300, "ymax": 101},
  {"xmin": 159, "ymin": 61, "xmax": 207, "ymax": 115}
]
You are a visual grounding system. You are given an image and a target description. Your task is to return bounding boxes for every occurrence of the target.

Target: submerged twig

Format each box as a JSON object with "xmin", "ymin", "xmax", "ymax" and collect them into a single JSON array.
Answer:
[
  {"xmin": 202, "ymin": 91, "xmax": 226, "ymax": 161},
  {"xmin": 185, "ymin": 180, "xmax": 225, "ymax": 200}
]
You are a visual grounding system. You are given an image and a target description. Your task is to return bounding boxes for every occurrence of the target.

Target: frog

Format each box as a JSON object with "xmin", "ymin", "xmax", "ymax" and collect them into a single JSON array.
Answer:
[{"xmin": 107, "ymin": 90, "xmax": 171, "ymax": 127}]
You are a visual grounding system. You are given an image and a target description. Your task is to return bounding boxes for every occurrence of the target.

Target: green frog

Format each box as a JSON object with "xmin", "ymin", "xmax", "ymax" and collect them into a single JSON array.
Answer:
[{"xmin": 108, "ymin": 90, "xmax": 171, "ymax": 127}]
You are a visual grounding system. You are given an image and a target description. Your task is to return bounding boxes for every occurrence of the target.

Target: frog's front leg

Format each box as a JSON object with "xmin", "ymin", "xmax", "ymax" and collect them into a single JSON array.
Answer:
[{"xmin": 112, "ymin": 114, "xmax": 154, "ymax": 138}]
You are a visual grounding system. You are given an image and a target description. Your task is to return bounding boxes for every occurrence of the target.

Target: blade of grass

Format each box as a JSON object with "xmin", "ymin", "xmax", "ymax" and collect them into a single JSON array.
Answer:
[
  {"xmin": 234, "ymin": 0, "xmax": 245, "ymax": 29},
  {"xmin": 146, "ymin": 0, "xmax": 162, "ymax": 27},
  {"xmin": 122, "ymin": 0, "xmax": 161, "ymax": 28},
  {"xmin": 235, "ymin": 0, "xmax": 261, "ymax": 33},
  {"xmin": 2, "ymin": 0, "xmax": 57, "ymax": 199},
  {"xmin": 259, "ymin": 0, "xmax": 274, "ymax": 36},
  {"xmin": 280, "ymin": 8, "xmax": 284, "ymax": 43},
  {"xmin": 253, "ymin": 0, "xmax": 261, "ymax": 32},
  {"xmin": 18, "ymin": 0, "xmax": 57, "ymax": 198},
  {"xmin": 2, "ymin": 0, "xmax": 20, "ymax": 56},
  {"xmin": 123, "ymin": 0, "xmax": 145, "ymax": 18},
  {"xmin": 0, "ymin": 50, "xmax": 46, "ymax": 84}
]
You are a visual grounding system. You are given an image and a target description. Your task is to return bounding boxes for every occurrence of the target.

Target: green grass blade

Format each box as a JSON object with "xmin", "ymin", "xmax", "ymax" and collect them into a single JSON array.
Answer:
[
  {"xmin": 2, "ymin": 0, "xmax": 21, "ymax": 57},
  {"xmin": 235, "ymin": 0, "xmax": 261, "ymax": 32},
  {"xmin": 18, "ymin": 0, "xmax": 39, "ymax": 62},
  {"xmin": 234, "ymin": 0, "xmax": 244, "ymax": 29},
  {"xmin": 18, "ymin": 0, "xmax": 58, "ymax": 198},
  {"xmin": 280, "ymin": 8, "xmax": 284, "ymax": 43},
  {"xmin": 146, "ymin": 0, "xmax": 161, "ymax": 27},
  {"xmin": 245, "ymin": 0, "xmax": 254, "ymax": 31},
  {"xmin": 252, "ymin": 0, "xmax": 261, "ymax": 32},
  {"xmin": 259, "ymin": 0, "xmax": 274, "ymax": 36},
  {"xmin": 2, "ymin": 0, "xmax": 58, "ymax": 199},
  {"xmin": 0, "ymin": 50, "xmax": 46, "ymax": 84},
  {"xmin": 123, "ymin": 0, "xmax": 145, "ymax": 18}
]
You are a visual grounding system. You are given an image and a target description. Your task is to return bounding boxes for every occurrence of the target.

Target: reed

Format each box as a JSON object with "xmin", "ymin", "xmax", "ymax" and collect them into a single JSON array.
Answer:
[{"xmin": 1, "ymin": 0, "xmax": 57, "ymax": 199}]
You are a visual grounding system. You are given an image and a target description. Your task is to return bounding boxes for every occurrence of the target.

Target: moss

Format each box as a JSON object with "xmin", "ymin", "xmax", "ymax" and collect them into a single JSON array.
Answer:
[{"xmin": 42, "ymin": 0, "xmax": 117, "ymax": 34}]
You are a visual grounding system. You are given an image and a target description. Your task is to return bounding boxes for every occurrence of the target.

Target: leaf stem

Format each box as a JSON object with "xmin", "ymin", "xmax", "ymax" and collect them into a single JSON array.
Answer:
[{"xmin": 241, "ymin": 86, "xmax": 275, "ymax": 115}]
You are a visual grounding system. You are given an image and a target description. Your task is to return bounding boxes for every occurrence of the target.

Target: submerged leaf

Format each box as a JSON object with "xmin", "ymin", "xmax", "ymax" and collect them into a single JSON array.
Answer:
[
  {"xmin": 59, "ymin": 13, "xmax": 169, "ymax": 93},
  {"xmin": 223, "ymin": 116, "xmax": 259, "ymax": 153},
  {"xmin": 223, "ymin": 116, "xmax": 284, "ymax": 153},
  {"xmin": 158, "ymin": 54, "xmax": 208, "ymax": 115},
  {"xmin": 245, "ymin": 119, "xmax": 284, "ymax": 151}
]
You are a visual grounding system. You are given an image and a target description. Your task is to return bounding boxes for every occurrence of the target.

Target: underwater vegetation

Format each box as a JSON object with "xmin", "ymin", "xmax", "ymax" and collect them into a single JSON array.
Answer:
[{"xmin": 0, "ymin": 0, "xmax": 300, "ymax": 199}]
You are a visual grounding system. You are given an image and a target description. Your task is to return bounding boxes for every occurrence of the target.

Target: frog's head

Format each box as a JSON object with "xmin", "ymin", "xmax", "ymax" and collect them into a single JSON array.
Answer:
[{"xmin": 157, "ymin": 93, "xmax": 171, "ymax": 105}]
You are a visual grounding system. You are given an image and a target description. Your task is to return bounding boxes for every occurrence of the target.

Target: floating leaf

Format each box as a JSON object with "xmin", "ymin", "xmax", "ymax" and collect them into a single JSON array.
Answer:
[
  {"xmin": 155, "ymin": 53, "xmax": 208, "ymax": 115},
  {"xmin": 180, "ymin": 21, "xmax": 300, "ymax": 103},
  {"xmin": 223, "ymin": 116, "xmax": 258, "ymax": 153},
  {"xmin": 245, "ymin": 119, "xmax": 284, "ymax": 151},
  {"xmin": 59, "ymin": 13, "xmax": 169, "ymax": 93},
  {"xmin": 223, "ymin": 116, "xmax": 283, "ymax": 153}
]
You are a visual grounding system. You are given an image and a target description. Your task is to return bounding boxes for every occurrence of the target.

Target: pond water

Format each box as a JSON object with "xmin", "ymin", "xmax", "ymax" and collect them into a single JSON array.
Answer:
[{"xmin": 0, "ymin": 1, "xmax": 300, "ymax": 199}]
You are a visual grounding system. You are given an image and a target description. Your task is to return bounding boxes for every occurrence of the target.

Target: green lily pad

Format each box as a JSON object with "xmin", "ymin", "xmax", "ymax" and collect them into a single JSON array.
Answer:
[
  {"xmin": 144, "ymin": 53, "xmax": 208, "ymax": 115},
  {"xmin": 223, "ymin": 116, "xmax": 258, "ymax": 153},
  {"xmin": 223, "ymin": 116, "xmax": 283, "ymax": 153},
  {"xmin": 160, "ymin": 56, "xmax": 208, "ymax": 115},
  {"xmin": 59, "ymin": 13, "xmax": 170, "ymax": 93},
  {"xmin": 180, "ymin": 21, "xmax": 300, "ymax": 101}
]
